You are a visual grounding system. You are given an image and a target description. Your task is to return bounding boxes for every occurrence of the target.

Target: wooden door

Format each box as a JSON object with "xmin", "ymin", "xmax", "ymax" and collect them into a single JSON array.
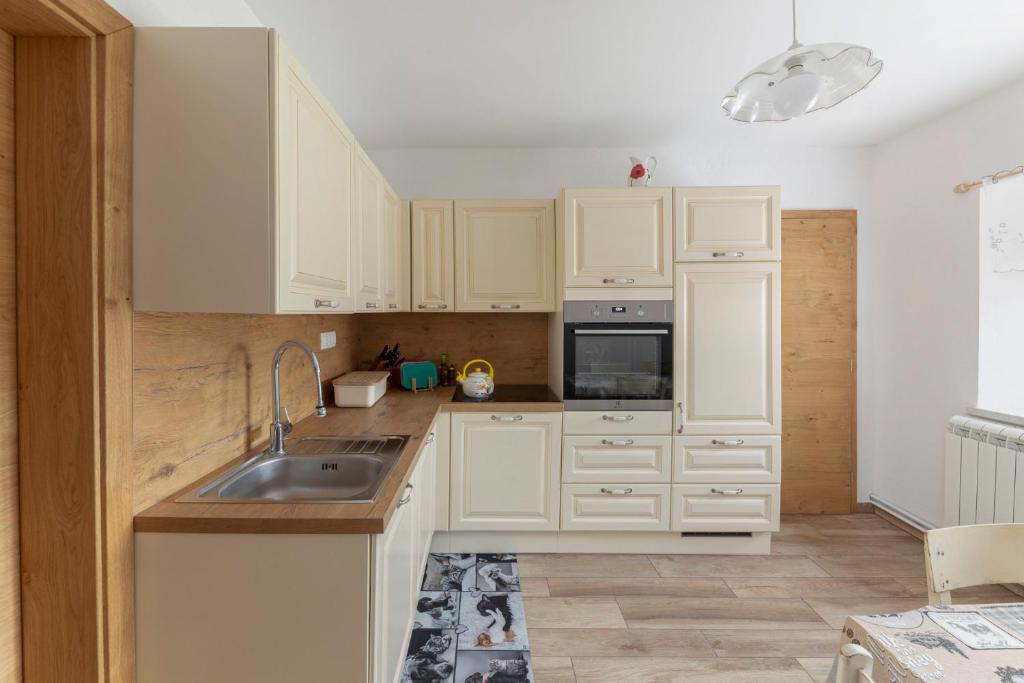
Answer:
[
  {"xmin": 454, "ymin": 199, "xmax": 556, "ymax": 311},
  {"xmin": 781, "ymin": 211, "xmax": 857, "ymax": 513},
  {"xmin": 562, "ymin": 188, "xmax": 672, "ymax": 287},
  {"xmin": 449, "ymin": 412, "xmax": 562, "ymax": 531},
  {"xmin": 673, "ymin": 262, "xmax": 782, "ymax": 435},
  {"xmin": 411, "ymin": 200, "xmax": 455, "ymax": 311},
  {"xmin": 355, "ymin": 151, "xmax": 383, "ymax": 311},
  {"xmin": 276, "ymin": 40, "xmax": 354, "ymax": 312},
  {"xmin": 675, "ymin": 186, "xmax": 781, "ymax": 261}
]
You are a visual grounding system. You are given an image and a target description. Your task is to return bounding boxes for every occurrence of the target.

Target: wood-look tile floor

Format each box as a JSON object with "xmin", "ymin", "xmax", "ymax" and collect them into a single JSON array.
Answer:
[{"xmin": 520, "ymin": 514, "xmax": 1021, "ymax": 683}]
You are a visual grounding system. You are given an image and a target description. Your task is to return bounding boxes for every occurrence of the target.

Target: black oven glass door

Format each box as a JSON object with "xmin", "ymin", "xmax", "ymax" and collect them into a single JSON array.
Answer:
[{"xmin": 564, "ymin": 323, "xmax": 672, "ymax": 405}]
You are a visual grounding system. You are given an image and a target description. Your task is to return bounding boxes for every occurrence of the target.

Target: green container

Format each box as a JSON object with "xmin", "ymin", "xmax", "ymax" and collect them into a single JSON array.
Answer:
[{"xmin": 397, "ymin": 361, "xmax": 439, "ymax": 391}]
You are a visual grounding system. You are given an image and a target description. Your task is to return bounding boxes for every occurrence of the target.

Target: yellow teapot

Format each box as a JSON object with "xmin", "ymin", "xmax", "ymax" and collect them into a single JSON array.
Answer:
[{"xmin": 456, "ymin": 359, "xmax": 495, "ymax": 398}]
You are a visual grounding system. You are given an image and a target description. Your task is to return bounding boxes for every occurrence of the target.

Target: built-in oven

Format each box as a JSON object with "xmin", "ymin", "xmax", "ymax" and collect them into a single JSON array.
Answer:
[{"xmin": 563, "ymin": 301, "xmax": 672, "ymax": 411}]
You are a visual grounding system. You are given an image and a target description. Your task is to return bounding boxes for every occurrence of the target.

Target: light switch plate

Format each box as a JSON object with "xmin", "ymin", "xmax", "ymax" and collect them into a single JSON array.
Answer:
[{"xmin": 320, "ymin": 331, "xmax": 336, "ymax": 350}]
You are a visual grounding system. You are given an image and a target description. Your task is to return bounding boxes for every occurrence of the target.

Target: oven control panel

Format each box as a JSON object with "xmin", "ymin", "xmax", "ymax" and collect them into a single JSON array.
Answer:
[{"xmin": 564, "ymin": 300, "xmax": 672, "ymax": 324}]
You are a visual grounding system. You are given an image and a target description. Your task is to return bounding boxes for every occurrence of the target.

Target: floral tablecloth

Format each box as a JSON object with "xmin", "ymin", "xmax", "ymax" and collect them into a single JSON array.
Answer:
[{"xmin": 828, "ymin": 603, "xmax": 1024, "ymax": 682}]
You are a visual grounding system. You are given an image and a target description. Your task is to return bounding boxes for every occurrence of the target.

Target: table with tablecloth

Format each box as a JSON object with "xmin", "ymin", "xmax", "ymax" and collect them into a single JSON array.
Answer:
[{"xmin": 827, "ymin": 603, "xmax": 1024, "ymax": 682}]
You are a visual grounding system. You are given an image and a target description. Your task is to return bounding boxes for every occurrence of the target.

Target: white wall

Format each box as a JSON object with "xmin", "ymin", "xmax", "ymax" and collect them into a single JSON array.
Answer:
[
  {"xmin": 371, "ymin": 143, "xmax": 878, "ymax": 501},
  {"xmin": 105, "ymin": 0, "xmax": 262, "ymax": 26},
  {"xmin": 866, "ymin": 79, "xmax": 1024, "ymax": 527}
]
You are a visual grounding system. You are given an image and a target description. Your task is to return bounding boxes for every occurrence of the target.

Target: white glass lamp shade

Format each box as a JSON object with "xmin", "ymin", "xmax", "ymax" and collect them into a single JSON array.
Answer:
[{"xmin": 722, "ymin": 42, "xmax": 882, "ymax": 122}]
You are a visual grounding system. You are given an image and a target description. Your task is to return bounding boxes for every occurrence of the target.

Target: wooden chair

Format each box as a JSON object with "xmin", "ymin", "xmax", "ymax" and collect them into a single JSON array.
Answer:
[{"xmin": 923, "ymin": 523, "xmax": 1024, "ymax": 605}]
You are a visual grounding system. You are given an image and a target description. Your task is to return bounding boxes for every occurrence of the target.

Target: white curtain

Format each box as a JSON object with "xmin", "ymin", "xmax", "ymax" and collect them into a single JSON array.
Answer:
[{"xmin": 978, "ymin": 174, "xmax": 1024, "ymax": 417}]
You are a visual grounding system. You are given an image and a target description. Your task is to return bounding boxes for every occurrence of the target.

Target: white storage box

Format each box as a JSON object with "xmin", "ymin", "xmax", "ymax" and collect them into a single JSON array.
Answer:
[{"xmin": 332, "ymin": 371, "xmax": 389, "ymax": 408}]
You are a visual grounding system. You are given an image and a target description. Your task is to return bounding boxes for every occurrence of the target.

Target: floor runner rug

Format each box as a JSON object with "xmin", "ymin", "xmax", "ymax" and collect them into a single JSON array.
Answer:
[{"xmin": 401, "ymin": 552, "xmax": 532, "ymax": 683}]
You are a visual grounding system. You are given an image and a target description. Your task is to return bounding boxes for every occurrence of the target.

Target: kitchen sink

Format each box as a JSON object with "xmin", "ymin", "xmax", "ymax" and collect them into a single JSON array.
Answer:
[{"xmin": 178, "ymin": 435, "xmax": 409, "ymax": 503}]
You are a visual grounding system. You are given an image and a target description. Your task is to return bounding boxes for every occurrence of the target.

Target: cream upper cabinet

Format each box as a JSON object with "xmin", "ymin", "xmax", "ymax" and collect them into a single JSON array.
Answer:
[
  {"xmin": 674, "ymin": 186, "xmax": 781, "ymax": 262},
  {"xmin": 133, "ymin": 28, "xmax": 398, "ymax": 315},
  {"xmin": 411, "ymin": 200, "xmax": 455, "ymax": 311},
  {"xmin": 562, "ymin": 188, "xmax": 672, "ymax": 287},
  {"xmin": 454, "ymin": 200, "xmax": 556, "ymax": 312},
  {"xmin": 449, "ymin": 412, "xmax": 562, "ymax": 531},
  {"xmin": 674, "ymin": 262, "xmax": 781, "ymax": 435},
  {"xmin": 381, "ymin": 185, "xmax": 404, "ymax": 311},
  {"xmin": 276, "ymin": 40, "xmax": 355, "ymax": 312},
  {"xmin": 355, "ymin": 151, "xmax": 384, "ymax": 312}
]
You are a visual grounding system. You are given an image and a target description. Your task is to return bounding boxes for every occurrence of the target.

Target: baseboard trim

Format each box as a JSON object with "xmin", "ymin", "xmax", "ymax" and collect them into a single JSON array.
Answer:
[
  {"xmin": 431, "ymin": 530, "xmax": 773, "ymax": 555},
  {"xmin": 869, "ymin": 494, "xmax": 934, "ymax": 539}
]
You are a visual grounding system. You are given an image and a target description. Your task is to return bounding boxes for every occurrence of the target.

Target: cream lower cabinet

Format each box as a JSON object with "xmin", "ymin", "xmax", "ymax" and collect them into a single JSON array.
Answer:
[
  {"xmin": 674, "ymin": 186, "xmax": 781, "ymax": 262},
  {"xmin": 561, "ymin": 484, "xmax": 671, "ymax": 531},
  {"xmin": 670, "ymin": 484, "xmax": 781, "ymax": 532},
  {"xmin": 673, "ymin": 262, "xmax": 782, "ymax": 435},
  {"xmin": 562, "ymin": 188, "xmax": 672, "ymax": 288},
  {"xmin": 449, "ymin": 412, "xmax": 562, "ymax": 531},
  {"xmin": 454, "ymin": 200, "xmax": 556, "ymax": 311}
]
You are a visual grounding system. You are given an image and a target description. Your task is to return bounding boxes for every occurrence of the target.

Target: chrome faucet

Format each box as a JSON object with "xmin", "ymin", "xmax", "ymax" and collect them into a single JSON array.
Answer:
[{"xmin": 269, "ymin": 340, "xmax": 327, "ymax": 455}]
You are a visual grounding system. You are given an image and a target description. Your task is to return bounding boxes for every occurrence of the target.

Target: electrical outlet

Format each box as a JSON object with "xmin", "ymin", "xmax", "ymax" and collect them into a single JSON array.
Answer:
[{"xmin": 320, "ymin": 331, "xmax": 336, "ymax": 350}]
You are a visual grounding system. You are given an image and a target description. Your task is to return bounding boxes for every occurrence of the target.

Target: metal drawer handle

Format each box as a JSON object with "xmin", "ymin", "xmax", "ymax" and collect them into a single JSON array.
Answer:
[
  {"xmin": 676, "ymin": 401, "xmax": 684, "ymax": 434},
  {"xmin": 602, "ymin": 415, "xmax": 634, "ymax": 422},
  {"xmin": 491, "ymin": 415, "xmax": 524, "ymax": 422},
  {"xmin": 602, "ymin": 277, "xmax": 635, "ymax": 284},
  {"xmin": 365, "ymin": 301, "xmax": 378, "ymax": 309},
  {"xmin": 490, "ymin": 304, "xmax": 522, "ymax": 310},
  {"xmin": 398, "ymin": 483, "xmax": 414, "ymax": 507},
  {"xmin": 314, "ymin": 298, "xmax": 339, "ymax": 309},
  {"xmin": 417, "ymin": 303, "xmax": 449, "ymax": 310},
  {"xmin": 601, "ymin": 439, "xmax": 634, "ymax": 446},
  {"xmin": 710, "ymin": 488, "xmax": 744, "ymax": 496},
  {"xmin": 711, "ymin": 439, "xmax": 745, "ymax": 446},
  {"xmin": 600, "ymin": 487, "xmax": 633, "ymax": 495},
  {"xmin": 388, "ymin": 303, "xmax": 398, "ymax": 309},
  {"xmin": 425, "ymin": 432, "xmax": 436, "ymax": 445},
  {"xmin": 712, "ymin": 251, "xmax": 745, "ymax": 258}
]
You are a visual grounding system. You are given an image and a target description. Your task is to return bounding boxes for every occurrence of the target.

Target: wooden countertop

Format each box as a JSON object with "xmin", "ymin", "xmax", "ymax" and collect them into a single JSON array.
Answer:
[{"xmin": 134, "ymin": 386, "xmax": 562, "ymax": 535}]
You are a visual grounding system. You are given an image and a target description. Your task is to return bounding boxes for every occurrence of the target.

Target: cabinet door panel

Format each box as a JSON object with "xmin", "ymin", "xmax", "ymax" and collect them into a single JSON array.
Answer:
[
  {"xmin": 561, "ymin": 484, "xmax": 671, "ymax": 531},
  {"xmin": 562, "ymin": 410, "xmax": 672, "ymax": 436},
  {"xmin": 355, "ymin": 153, "xmax": 383, "ymax": 311},
  {"xmin": 673, "ymin": 436, "xmax": 781, "ymax": 483},
  {"xmin": 675, "ymin": 187, "xmax": 781, "ymax": 262},
  {"xmin": 411, "ymin": 200, "xmax": 454, "ymax": 311},
  {"xmin": 276, "ymin": 43, "xmax": 354, "ymax": 312},
  {"xmin": 674, "ymin": 263, "xmax": 781, "ymax": 435},
  {"xmin": 450, "ymin": 412, "xmax": 562, "ymax": 531},
  {"xmin": 562, "ymin": 436, "xmax": 671, "ymax": 483},
  {"xmin": 372, "ymin": 495, "xmax": 415, "ymax": 683},
  {"xmin": 382, "ymin": 186, "xmax": 401, "ymax": 311},
  {"xmin": 563, "ymin": 188, "xmax": 672, "ymax": 287},
  {"xmin": 454, "ymin": 200, "xmax": 555, "ymax": 311},
  {"xmin": 671, "ymin": 484, "xmax": 780, "ymax": 532}
]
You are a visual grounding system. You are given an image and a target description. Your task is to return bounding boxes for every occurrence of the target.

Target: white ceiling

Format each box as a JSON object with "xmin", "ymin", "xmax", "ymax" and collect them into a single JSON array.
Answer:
[{"xmin": 243, "ymin": 0, "xmax": 1024, "ymax": 149}]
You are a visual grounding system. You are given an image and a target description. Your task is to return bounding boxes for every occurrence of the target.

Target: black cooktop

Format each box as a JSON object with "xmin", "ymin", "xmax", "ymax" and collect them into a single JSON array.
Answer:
[{"xmin": 451, "ymin": 384, "xmax": 561, "ymax": 403}]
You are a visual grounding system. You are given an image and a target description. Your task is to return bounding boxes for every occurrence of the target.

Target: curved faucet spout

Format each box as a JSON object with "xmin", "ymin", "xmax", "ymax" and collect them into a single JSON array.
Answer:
[{"xmin": 270, "ymin": 340, "xmax": 327, "ymax": 455}]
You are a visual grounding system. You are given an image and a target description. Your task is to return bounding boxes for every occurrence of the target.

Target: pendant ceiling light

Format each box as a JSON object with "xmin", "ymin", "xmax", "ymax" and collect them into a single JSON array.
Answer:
[{"xmin": 722, "ymin": 0, "xmax": 882, "ymax": 122}]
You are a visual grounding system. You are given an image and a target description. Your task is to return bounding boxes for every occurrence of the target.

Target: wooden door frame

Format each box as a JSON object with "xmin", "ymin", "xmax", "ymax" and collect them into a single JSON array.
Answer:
[
  {"xmin": 781, "ymin": 209, "xmax": 858, "ymax": 511},
  {"xmin": 1, "ymin": 1, "xmax": 134, "ymax": 681}
]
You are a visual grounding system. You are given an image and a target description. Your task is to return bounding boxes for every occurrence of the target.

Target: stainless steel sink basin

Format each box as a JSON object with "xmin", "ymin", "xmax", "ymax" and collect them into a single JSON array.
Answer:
[{"xmin": 178, "ymin": 435, "xmax": 409, "ymax": 503}]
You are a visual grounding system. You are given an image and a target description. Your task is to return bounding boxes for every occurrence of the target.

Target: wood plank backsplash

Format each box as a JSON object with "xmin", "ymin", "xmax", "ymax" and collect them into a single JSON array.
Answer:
[
  {"xmin": 132, "ymin": 313, "xmax": 358, "ymax": 513},
  {"xmin": 353, "ymin": 312, "xmax": 550, "ymax": 384}
]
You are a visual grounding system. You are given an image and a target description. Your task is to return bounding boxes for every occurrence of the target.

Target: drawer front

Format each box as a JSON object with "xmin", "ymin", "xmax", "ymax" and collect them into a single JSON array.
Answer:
[
  {"xmin": 561, "ymin": 484, "xmax": 671, "ymax": 531},
  {"xmin": 673, "ymin": 436, "xmax": 781, "ymax": 483},
  {"xmin": 563, "ymin": 410, "xmax": 672, "ymax": 436},
  {"xmin": 670, "ymin": 484, "xmax": 780, "ymax": 532},
  {"xmin": 563, "ymin": 436, "xmax": 671, "ymax": 483}
]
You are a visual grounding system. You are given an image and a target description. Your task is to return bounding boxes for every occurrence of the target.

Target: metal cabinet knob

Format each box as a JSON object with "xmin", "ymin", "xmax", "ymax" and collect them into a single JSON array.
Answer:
[
  {"xmin": 601, "ymin": 439, "xmax": 635, "ymax": 446},
  {"xmin": 490, "ymin": 304, "xmax": 522, "ymax": 310},
  {"xmin": 600, "ymin": 487, "xmax": 633, "ymax": 495},
  {"xmin": 490, "ymin": 415, "xmax": 524, "ymax": 422},
  {"xmin": 710, "ymin": 488, "xmax": 744, "ymax": 496},
  {"xmin": 712, "ymin": 251, "xmax": 745, "ymax": 258},
  {"xmin": 602, "ymin": 277, "xmax": 635, "ymax": 284},
  {"xmin": 398, "ymin": 483, "xmax": 414, "ymax": 507},
  {"xmin": 417, "ymin": 303, "xmax": 449, "ymax": 310},
  {"xmin": 602, "ymin": 415, "xmax": 634, "ymax": 422},
  {"xmin": 314, "ymin": 298, "xmax": 339, "ymax": 309},
  {"xmin": 711, "ymin": 439, "xmax": 745, "ymax": 446}
]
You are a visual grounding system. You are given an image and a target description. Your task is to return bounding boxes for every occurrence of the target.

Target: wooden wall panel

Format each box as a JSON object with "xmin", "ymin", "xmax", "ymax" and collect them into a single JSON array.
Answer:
[
  {"xmin": 781, "ymin": 211, "xmax": 857, "ymax": 514},
  {"xmin": 133, "ymin": 313, "xmax": 358, "ymax": 513},
  {"xmin": 353, "ymin": 312, "xmax": 550, "ymax": 385},
  {"xmin": 0, "ymin": 28, "xmax": 19, "ymax": 683}
]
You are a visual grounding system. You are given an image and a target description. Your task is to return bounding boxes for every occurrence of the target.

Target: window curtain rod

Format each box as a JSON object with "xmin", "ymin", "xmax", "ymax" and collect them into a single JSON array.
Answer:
[{"xmin": 953, "ymin": 164, "xmax": 1024, "ymax": 193}]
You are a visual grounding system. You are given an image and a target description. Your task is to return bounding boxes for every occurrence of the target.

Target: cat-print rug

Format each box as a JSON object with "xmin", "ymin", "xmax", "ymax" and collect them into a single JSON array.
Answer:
[{"xmin": 402, "ymin": 553, "xmax": 532, "ymax": 683}]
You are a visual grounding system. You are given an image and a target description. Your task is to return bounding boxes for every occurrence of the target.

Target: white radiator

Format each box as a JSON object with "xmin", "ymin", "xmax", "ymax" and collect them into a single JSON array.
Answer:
[{"xmin": 944, "ymin": 415, "xmax": 1024, "ymax": 526}]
